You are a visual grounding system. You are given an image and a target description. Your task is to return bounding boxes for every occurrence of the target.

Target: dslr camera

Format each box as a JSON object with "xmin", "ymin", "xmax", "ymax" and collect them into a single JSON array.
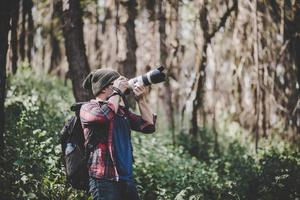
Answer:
[{"xmin": 128, "ymin": 66, "xmax": 166, "ymax": 89}]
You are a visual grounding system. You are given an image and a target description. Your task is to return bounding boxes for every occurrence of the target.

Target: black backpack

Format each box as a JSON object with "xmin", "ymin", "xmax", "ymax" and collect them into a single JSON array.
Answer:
[{"xmin": 60, "ymin": 102, "xmax": 90, "ymax": 191}]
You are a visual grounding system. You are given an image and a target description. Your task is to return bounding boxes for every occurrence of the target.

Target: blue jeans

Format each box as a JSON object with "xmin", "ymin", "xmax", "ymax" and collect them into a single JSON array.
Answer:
[{"xmin": 89, "ymin": 177, "xmax": 140, "ymax": 200}]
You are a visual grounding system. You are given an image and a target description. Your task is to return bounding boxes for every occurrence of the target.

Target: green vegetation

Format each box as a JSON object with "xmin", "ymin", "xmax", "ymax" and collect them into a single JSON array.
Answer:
[{"xmin": 1, "ymin": 68, "xmax": 300, "ymax": 200}]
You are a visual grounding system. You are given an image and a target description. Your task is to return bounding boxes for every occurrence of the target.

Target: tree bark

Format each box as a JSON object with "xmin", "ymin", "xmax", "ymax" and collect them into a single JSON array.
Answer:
[
  {"xmin": 61, "ymin": 0, "xmax": 93, "ymax": 102},
  {"xmin": 190, "ymin": 0, "xmax": 238, "ymax": 136},
  {"xmin": 49, "ymin": 0, "xmax": 62, "ymax": 74},
  {"xmin": 191, "ymin": 0, "xmax": 209, "ymax": 136},
  {"xmin": 0, "ymin": 0, "xmax": 13, "ymax": 152},
  {"xmin": 158, "ymin": 0, "xmax": 176, "ymax": 145},
  {"xmin": 19, "ymin": 0, "xmax": 26, "ymax": 61},
  {"xmin": 116, "ymin": 0, "xmax": 138, "ymax": 108},
  {"xmin": 254, "ymin": 0, "xmax": 260, "ymax": 153},
  {"xmin": 293, "ymin": 1, "xmax": 300, "ymax": 133},
  {"xmin": 146, "ymin": 0, "xmax": 156, "ymax": 21},
  {"xmin": 26, "ymin": 0, "xmax": 33, "ymax": 64},
  {"xmin": 11, "ymin": 0, "xmax": 19, "ymax": 74},
  {"xmin": 19, "ymin": 0, "xmax": 33, "ymax": 64},
  {"xmin": 213, "ymin": 61, "xmax": 219, "ymax": 154}
]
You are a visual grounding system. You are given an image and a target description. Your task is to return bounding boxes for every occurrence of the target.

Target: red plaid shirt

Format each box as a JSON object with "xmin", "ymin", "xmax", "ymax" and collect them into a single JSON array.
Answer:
[{"xmin": 80, "ymin": 99, "xmax": 156, "ymax": 181}]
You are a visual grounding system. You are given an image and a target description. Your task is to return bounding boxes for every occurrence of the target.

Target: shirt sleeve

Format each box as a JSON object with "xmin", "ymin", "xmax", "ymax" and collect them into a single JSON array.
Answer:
[
  {"xmin": 126, "ymin": 109, "xmax": 157, "ymax": 134},
  {"xmin": 80, "ymin": 102, "xmax": 115, "ymax": 126}
]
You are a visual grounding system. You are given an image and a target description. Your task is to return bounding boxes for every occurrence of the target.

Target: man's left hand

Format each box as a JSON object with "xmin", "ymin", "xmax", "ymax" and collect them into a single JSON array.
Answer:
[{"xmin": 133, "ymin": 84, "xmax": 147, "ymax": 101}]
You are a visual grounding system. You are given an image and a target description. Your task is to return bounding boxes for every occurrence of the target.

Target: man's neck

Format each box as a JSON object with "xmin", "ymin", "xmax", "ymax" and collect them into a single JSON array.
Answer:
[{"xmin": 95, "ymin": 94, "xmax": 107, "ymax": 102}]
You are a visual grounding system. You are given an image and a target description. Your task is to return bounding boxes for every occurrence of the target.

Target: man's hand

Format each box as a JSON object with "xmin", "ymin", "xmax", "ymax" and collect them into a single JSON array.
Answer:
[
  {"xmin": 133, "ymin": 84, "xmax": 147, "ymax": 101},
  {"xmin": 113, "ymin": 76, "xmax": 129, "ymax": 93},
  {"xmin": 133, "ymin": 83, "xmax": 154, "ymax": 124}
]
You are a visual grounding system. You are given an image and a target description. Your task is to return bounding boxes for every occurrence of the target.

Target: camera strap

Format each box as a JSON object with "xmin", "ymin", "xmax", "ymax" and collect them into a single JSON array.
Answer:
[{"xmin": 110, "ymin": 87, "xmax": 129, "ymax": 111}]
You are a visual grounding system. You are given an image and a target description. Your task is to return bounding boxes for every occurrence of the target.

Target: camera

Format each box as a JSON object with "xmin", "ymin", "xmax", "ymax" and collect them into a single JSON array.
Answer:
[{"xmin": 128, "ymin": 66, "xmax": 166, "ymax": 89}]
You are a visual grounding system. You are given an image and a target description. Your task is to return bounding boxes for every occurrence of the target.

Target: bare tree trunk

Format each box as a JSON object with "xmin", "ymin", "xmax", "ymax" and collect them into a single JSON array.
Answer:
[
  {"xmin": 11, "ymin": 0, "xmax": 19, "ymax": 74},
  {"xmin": 42, "ymin": 43, "xmax": 45, "ymax": 70},
  {"xmin": 26, "ymin": 0, "xmax": 33, "ymax": 64},
  {"xmin": 146, "ymin": 0, "xmax": 156, "ymax": 21},
  {"xmin": 116, "ymin": 0, "xmax": 138, "ymax": 108},
  {"xmin": 293, "ymin": 2, "xmax": 300, "ymax": 134},
  {"xmin": 262, "ymin": 66, "xmax": 267, "ymax": 138},
  {"xmin": 191, "ymin": 0, "xmax": 210, "ymax": 136},
  {"xmin": 61, "ymin": 0, "xmax": 93, "ymax": 102},
  {"xmin": 0, "ymin": 0, "xmax": 13, "ymax": 152},
  {"xmin": 19, "ymin": 0, "xmax": 26, "ymax": 61},
  {"xmin": 19, "ymin": 0, "xmax": 33, "ymax": 64},
  {"xmin": 168, "ymin": 0, "xmax": 182, "ymax": 125},
  {"xmin": 253, "ymin": 0, "xmax": 260, "ymax": 153},
  {"xmin": 94, "ymin": 0, "xmax": 102, "ymax": 63},
  {"xmin": 49, "ymin": 0, "xmax": 62, "ymax": 74},
  {"xmin": 158, "ymin": 0, "xmax": 176, "ymax": 145},
  {"xmin": 213, "ymin": 62, "xmax": 219, "ymax": 154},
  {"xmin": 189, "ymin": 0, "xmax": 238, "ymax": 136}
]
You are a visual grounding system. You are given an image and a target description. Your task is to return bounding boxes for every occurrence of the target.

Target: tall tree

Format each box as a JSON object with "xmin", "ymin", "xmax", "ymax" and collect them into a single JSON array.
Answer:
[
  {"xmin": 26, "ymin": 0, "xmax": 33, "ymax": 64},
  {"xmin": 19, "ymin": 0, "xmax": 34, "ymax": 63},
  {"xmin": 49, "ymin": 0, "xmax": 63, "ymax": 74},
  {"xmin": 60, "ymin": 0, "xmax": 93, "ymax": 101},
  {"xmin": 253, "ymin": 0, "xmax": 260, "ymax": 152},
  {"xmin": 268, "ymin": 0, "xmax": 300, "ymax": 135},
  {"xmin": 158, "ymin": 0, "xmax": 176, "ymax": 145},
  {"xmin": 190, "ymin": 0, "xmax": 238, "ymax": 136},
  {"xmin": 288, "ymin": 1, "xmax": 300, "ymax": 134},
  {"xmin": 0, "ymin": 0, "xmax": 13, "ymax": 152},
  {"xmin": 116, "ymin": 0, "xmax": 138, "ymax": 108},
  {"xmin": 10, "ymin": 0, "xmax": 20, "ymax": 74}
]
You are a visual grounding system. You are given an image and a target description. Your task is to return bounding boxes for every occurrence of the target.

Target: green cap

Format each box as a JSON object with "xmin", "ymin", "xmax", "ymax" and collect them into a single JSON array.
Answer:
[{"xmin": 82, "ymin": 68, "xmax": 120, "ymax": 96}]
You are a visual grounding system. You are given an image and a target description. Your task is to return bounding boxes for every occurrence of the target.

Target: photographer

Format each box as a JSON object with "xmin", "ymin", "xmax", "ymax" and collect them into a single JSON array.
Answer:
[{"xmin": 80, "ymin": 68, "xmax": 156, "ymax": 200}]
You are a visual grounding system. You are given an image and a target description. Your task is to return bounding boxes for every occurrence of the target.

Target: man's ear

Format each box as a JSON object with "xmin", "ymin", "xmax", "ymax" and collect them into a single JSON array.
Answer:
[{"xmin": 102, "ymin": 87, "xmax": 108, "ymax": 94}]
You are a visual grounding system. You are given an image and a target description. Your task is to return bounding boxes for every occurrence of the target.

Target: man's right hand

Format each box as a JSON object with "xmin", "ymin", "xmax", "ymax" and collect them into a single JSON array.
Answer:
[{"xmin": 113, "ymin": 76, "xmax": 129, "ymax": 93}]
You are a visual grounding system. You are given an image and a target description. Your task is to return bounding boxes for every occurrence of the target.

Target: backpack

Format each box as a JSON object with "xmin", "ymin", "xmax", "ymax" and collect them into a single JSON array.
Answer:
[
  {"xmin": 60, "ymin": 97, "xmax": 129, "ymax": 190},
  {"xmin": 60, "ymin": 102, "xmax": 90, "ymax": 191}
]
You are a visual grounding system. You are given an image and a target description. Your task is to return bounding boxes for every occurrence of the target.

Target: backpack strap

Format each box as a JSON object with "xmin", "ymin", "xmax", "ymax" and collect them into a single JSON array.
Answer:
[
  {"xmin": 109, "ymin": 87, "xmax": 129, "ymax": 111},
  {"xmin": 71, "ymin": 102, "xmax": 87, "ymax": 115}
]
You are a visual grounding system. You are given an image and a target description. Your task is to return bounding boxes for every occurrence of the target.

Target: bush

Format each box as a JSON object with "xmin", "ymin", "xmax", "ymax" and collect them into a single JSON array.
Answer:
[
  {"xmin": 0, "ymin": 68, "xmax": 88, "ymax": 199},
  {"xmin": 257, "ymin": 150, "xmax": 300, "ymax": 199},
  {"xmin": 1, "ymin": 68, "xmax": 299, "ymax": 200}
]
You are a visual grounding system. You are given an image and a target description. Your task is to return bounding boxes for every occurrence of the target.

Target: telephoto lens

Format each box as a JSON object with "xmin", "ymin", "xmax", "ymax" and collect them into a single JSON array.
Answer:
[{"xmin": 128, "ymin": 66, "xmax": 166, "ymax": 89}]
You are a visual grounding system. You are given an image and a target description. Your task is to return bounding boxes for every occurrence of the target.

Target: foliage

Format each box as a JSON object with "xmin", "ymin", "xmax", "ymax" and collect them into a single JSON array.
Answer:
[
  {"xmin": 0, "ymin": 67, "xmax": 87, "ymax": 199},
  {"xmin": 1, "ymin": 69, "xmax": 300, "ymax": 199}
]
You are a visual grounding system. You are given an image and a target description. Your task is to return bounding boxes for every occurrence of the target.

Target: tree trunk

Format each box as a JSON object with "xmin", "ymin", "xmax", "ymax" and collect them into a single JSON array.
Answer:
[
  {"xmin": 116, "ymin": 0, "xmax": 138, "ymax": 108},
  {"xmin": 19, "ymin": 0, "xmax": 26, "ymax": 61},
  {"xmin": 254, "ymin": 0, "xmax": 260, "ymax": 152},
  {"xmin": 49, "ymin": 0, "xmax": 62, "ymax": 74},
  {"xmin": 11, "ymin": 0, "xmax": 19, "ymax": 74},
  {"xmin": 293, "ymin": 1, "xmax": 300, "ymax": 134},
  {"xmin": 0, "ymin": 0, "xmax": 13, "ymax": 152},
  {"xmin": 190, "ymin": 0, "xmax": 238, "ymax": 136},
  {"xmin": 158, "ymin": 0, "xmax": 176, "ymax": 145},
  {"xmin": 191, "ymin": 0, "xmax": 209, "ymax": 136},
  {"xmin": 61, "ymin": 0, "xmax": 93, "ymax": 102},
  {"xmin": 262, "ymin": 66, "xmax": 267, "ymax": 138},
  {"xmin": 19, "ymin": 0, "xmax": 33, "ymax": 64},
  {"xmin": 213, "ymin": 59, "xmax": 219, "ymax": 154},
  {"xmin": 94, "ymin": 0, "xmax": 102, "ymax": 64},
  {"xmin": 26, "ymin": 0, "xmax": 33, "ymax": 64},
  {"xmin": 146, "ymin": 0, "xmax": 156, "ymax": 21}
]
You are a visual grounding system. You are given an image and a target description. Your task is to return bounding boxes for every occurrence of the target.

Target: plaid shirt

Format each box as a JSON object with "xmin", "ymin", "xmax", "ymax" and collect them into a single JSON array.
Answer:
[{"xmin": 80, "ymin": 99, "xmax": 156, "ymax": 181}]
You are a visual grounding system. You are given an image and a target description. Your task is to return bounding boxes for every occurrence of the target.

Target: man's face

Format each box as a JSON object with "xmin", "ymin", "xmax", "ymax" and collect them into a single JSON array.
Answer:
[{"xmin": 104, "ymin": 82, "xmax": 114, "ymax": 97}]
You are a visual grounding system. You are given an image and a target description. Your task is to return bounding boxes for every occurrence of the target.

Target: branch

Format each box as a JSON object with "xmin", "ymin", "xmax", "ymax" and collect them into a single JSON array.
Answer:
[{"xmin": 208, "ymin": 0, "xmax": 238, "ymax": 40}]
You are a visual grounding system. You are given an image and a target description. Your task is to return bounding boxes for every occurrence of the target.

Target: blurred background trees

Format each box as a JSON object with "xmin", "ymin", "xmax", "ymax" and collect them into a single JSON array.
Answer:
[
  {"xmin": 1, "ymin": 0, "xmax": 300, "ymax": 199},
  {"xmin": 4, "ymin": 0, "xmax": 296, "ymax": 149}
]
